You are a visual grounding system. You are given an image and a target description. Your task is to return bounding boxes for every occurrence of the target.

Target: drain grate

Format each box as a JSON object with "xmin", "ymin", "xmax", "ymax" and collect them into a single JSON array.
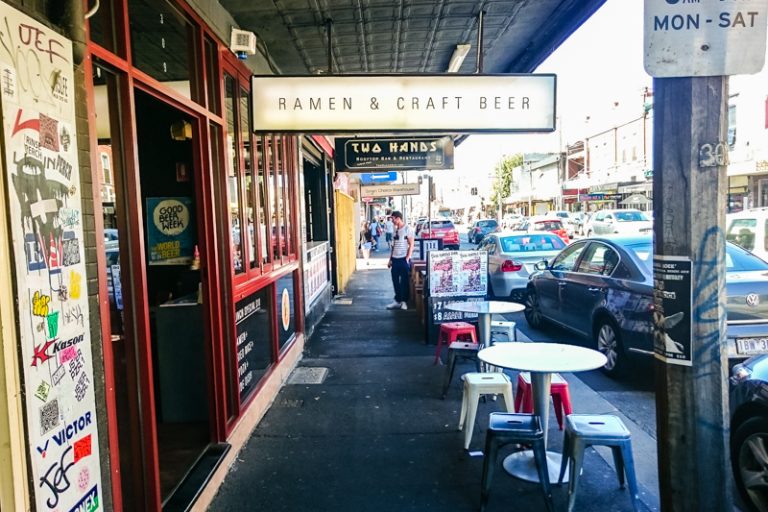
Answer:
[{"xmin": 287, "ymin": 366, "xmax": 329, "ymax": 385}]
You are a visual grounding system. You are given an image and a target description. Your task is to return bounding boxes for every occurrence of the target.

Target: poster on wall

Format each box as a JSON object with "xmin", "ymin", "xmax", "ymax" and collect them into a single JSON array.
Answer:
[
  {"xmin": 146, "ymin": 196, "xmax": 195, "ymax": 265},
  {"xmin": 276, "ymin": 272, "xmax": 296, "ymax": 350},
  {"xmin": 427, "ymin": 250, "xmax": 488, "ymax": 298},
  {"xmin": 652, "ymin": 255, "xmax": 693, "ymax": 366},
  {"xmin": 0, "ymin": 4, "xmax": 103, "ymax": 510}
]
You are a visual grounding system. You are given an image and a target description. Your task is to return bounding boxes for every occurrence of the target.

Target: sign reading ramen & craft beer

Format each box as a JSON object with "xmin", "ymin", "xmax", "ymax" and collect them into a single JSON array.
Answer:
[{"xmin": 251, "ymin": 74, "xmax": 556, "ymax": 132}]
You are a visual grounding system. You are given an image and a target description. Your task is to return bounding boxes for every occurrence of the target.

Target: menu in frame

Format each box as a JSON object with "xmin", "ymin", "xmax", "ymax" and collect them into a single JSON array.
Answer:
[{"xmin": 428, "ymin": 250, "xmax": 488, "ymax": 298}]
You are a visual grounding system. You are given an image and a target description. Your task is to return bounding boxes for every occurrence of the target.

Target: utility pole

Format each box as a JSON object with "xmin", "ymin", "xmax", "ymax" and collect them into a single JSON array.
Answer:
[{"xmin": 652, "ymin": 76, "xmax": 732, "ymax": 510}]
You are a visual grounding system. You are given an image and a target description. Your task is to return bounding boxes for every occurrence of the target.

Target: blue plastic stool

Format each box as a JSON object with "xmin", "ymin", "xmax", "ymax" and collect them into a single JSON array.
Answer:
[
  {"xmin": 557, "ymin": 414, "xmax": 640, "ymax": 512},
  {"xmin": 480, "ymin": 412, "xmax": 555, "ymax": 512}
]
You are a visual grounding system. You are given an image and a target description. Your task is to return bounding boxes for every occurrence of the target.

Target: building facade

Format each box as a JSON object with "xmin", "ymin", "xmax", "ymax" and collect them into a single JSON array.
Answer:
[{"xmin": 0, "ymin": 1, "xmax": 337, "ymax": 510}]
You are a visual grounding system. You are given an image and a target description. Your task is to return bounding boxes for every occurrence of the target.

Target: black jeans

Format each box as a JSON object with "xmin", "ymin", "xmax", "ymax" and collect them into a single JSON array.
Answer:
[{"xmin": 390, "ymin": 257, "xmax": 411, "ymax": 303}]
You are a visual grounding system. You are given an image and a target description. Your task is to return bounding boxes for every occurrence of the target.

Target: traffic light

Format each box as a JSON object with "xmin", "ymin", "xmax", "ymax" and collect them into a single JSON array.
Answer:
[{"xmin": 470, "ymin": 187, "xmax": 478, "ymax": 196}]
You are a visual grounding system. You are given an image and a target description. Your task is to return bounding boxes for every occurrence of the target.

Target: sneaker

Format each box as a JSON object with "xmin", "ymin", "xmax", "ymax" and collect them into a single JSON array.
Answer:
[
  {"xmin": 386, "ymin": 301, "xmax": 401, "ymax": 309},
  {"xmin": 400, "ymin": 302, "xmax": 408, "ymax": 310}
]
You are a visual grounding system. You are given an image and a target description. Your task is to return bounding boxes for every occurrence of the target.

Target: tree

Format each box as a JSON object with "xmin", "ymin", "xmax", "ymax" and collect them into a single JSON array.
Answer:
[{"xmin": 491, "ymin": 153, "xmax": 523, "ymax": 210}]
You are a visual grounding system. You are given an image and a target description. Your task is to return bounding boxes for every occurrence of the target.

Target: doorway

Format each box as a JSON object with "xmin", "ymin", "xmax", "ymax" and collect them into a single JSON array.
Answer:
[
  {"xmin": 133, "ymin": 90, "xmax": 211, "ymax": 501},
  {"xmin": 95, "ymin": 68, "xmax": 213, "ymax": 508}
]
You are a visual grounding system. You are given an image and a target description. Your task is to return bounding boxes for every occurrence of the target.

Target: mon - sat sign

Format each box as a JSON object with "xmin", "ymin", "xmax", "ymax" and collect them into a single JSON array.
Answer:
[
  {"xmin": 644, "ymin": 0, "xmax": 768, "ymax": 77},
  {"xmin": 251, "ymin": 74, "xmax": 556, "ymax": 133}
]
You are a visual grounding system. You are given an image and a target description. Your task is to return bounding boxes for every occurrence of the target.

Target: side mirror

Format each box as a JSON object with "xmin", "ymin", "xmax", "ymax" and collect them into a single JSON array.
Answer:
[{"xmin": 534, "ymin": 259, "xmax": 549, "ymax": 271}]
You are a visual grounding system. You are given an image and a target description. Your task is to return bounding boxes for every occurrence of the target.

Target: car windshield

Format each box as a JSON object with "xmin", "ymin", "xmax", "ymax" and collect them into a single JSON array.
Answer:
[
  {"xmin": 477, "ymin": 220, "xmax": 497, "ymax": 228},
  {"xmin": 534, "ymin": 220, "xmax": 563, "ymax": 231},
  {"xmin": 626, "ymin": 241, "xmax": 768, "ymax": 273},
  {"xmin": 725, "ymin": 218, "xmax": 757, "ymax": 251},
  {"xmin": 500, "ymin": 234, "xmax": 566, "ymax": 253},
  {"xmin": 615, "ymin": 211, "xmax": 648, "ymax": 222}
]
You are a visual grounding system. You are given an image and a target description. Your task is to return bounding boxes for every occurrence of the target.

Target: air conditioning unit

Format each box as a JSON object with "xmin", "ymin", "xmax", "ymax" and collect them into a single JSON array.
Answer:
[{"xmin": 230, "ymin": 28, "xmax": 257, "ymax": 58}]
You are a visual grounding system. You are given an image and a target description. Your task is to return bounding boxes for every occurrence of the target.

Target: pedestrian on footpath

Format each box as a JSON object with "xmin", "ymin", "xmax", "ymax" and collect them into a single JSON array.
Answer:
[
  {"xmin": 384, "ymin": 216, "xmax": 395, "ymax": 249},
  {"xmin": 370, "ymin": 218, "xmax": 381, "ymax": 251},
  {"xmin": 386, "ymin": 211, "xmax": 414, "ymax": 310}
]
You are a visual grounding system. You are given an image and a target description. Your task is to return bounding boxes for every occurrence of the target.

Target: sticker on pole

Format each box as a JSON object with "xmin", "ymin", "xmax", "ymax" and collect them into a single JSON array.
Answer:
[
  {"xmin": 653, "ymin": 255, "xmax": 693, "ymax": 366},
  {"xmin": 644, "ymin": 0, "xmax": 768, "ymax": 77}
]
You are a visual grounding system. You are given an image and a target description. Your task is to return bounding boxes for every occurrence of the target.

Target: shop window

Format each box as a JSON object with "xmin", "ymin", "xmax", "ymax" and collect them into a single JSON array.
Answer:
[
  {"xmin": 88, "ymin": 0, "xmax": 120, "ymax": 55},
  {"xmin": 266, "ymin": 136, "xmax": 297, "ymax": 263},
  {"xmin": 224, "ymin": 75, "xmax": 244, "ymax": 275},
  {"xmin": 240, "ymin": 88, "xmax": 258, "ymax": 270},
  {"xmin": 128, "ymin": 0, "xmax": 200, "ymax": 103},
  {"xmin": 204, "ymin": 36, "xmax": 221, "ymax": 115},
  {"xmin": 255, "ymin": 139, "xmax": 271, "ymax": 266}
]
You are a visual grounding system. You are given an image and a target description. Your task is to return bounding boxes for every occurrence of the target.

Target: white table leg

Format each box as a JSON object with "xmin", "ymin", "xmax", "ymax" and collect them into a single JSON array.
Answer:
[{"xmin": 501, "ymin": 371, "xmax": 568, "ymax": 483}]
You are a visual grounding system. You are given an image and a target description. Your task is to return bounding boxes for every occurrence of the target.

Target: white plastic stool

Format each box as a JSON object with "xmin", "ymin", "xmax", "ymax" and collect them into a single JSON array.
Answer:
[
  {"xmin": 490, "ymin": 320, "xmax": 517, "ymax": 343},
  {"xmin": 458, "ymin": 372, "xmax": 514, "ymax": 450}
]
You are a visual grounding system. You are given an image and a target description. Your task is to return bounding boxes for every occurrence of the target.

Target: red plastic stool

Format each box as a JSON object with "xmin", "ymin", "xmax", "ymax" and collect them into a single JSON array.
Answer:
[
  {"xmin": 434, "ymin": 322, "xmax": 477, "ymax": 365},
  {"xmin": 514, "ymin": 372, "xmax": 573, "ymax": 430}
]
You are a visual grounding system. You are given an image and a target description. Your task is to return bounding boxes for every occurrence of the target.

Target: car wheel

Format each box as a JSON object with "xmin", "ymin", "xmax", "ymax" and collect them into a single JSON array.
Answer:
[
  {"xmin": 732, "ymin": 416, "xmax": 768, "ymax": 512},
  {"xmin": 595, "ymin": 318, "xmax": 626, "ymax": 378},
  {"xmin": 524, "ymin": 288, "xmax": 546, "ymax": 329}
]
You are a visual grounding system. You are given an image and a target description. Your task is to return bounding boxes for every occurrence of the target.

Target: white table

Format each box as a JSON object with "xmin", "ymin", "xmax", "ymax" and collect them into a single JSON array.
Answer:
[
  {"xmin": 444, "ymin": 300, "xmax": 525, "ymax": 348},
  {"xmin": 477, "ymin": 342, "xmax": 607, "ymax": 483}
]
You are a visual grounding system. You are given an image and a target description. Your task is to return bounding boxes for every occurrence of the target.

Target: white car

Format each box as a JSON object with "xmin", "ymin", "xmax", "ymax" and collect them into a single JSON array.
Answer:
[
  {"xmin": 478, "ymin": 231, "xmax": 567, "ymax": 302},
  {"xmin": 585, "ymin": 209, "xmax": 652, "ymax": 236},
  {"xmin": 726, "ymin": 208, "xmax": 768, "ymax": 261}
]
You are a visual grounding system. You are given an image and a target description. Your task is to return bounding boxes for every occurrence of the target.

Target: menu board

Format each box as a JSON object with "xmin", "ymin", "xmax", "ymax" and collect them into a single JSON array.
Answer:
[
  {"xmin": 428, "ymin": 250, "xmax": 488, "ymax": 297},
  {"xmin": 235, "ymin": 288, "xmax": 273, "ymax": 403}
]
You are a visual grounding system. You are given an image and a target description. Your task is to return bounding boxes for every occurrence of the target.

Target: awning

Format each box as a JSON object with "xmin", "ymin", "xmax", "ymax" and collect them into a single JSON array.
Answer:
[{"xmin": 619, "ymin": 194, "xmax": 652, "ymax": 206}]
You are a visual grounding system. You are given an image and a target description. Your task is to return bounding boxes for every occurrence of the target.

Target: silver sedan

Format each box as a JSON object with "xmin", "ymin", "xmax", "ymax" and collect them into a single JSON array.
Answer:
[{"xmin": 478, "ymin": 231, "xmax": 567, "ymax": 303}]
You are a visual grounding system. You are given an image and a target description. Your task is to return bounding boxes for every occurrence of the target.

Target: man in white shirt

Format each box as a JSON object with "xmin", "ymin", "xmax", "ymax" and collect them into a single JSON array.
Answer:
[{"xmin": 386, "ymin": 211, "xmax": 415, "ymax": 310}]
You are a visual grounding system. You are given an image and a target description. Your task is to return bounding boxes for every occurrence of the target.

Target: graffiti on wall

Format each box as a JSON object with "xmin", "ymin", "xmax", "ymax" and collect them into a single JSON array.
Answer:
[{"xmin": 0, "ymin": 5, "xmax": 103, "ymax": 510}]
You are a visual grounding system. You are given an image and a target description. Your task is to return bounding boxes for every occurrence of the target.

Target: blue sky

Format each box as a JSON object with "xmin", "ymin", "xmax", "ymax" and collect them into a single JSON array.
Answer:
[{"xmin": 451, "ymin": 0, "xmax": 651, "ymax": 178}]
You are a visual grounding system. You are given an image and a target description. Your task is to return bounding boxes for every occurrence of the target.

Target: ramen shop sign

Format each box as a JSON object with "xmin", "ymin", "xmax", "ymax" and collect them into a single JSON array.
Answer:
[{"xmin": 251, "ymin": 74, "xmax": 556, "ymax": 133}]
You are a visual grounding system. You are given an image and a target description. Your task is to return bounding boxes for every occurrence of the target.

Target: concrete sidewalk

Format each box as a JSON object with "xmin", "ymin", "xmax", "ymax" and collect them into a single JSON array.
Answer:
[{"xmin": 209, "ymin": 267, "xmax": 661, "ymax": 511}]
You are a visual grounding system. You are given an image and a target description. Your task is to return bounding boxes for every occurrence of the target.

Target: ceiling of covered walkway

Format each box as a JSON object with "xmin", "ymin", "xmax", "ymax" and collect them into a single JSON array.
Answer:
[{"xmin": 219, "ymin": 0, "xmax": 607, "ymax": 75}]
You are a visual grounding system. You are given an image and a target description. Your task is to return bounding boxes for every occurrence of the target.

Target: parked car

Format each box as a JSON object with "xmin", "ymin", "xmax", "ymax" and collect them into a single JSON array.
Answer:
[
  {"xmin": 545, "ymin": 210, "xmax": 576, "ymax": 237},
  {"xmin": 518, "ymin": 216, "xmax": 570, "ymax": 244},
  {"xmin": 501, "ymin": 214, "xmax": 524, "ymax": 230},
  {"xmin": 726, "ymin": 207, "xmax": 768, "ymax": 262},
  {"xmin": 585, "ymin": 209, "xmax": 652, "ymax": 236},
  {"xmin": 525, "ymin": 235, "xmax": 768, "ymax": 377},
  {"xmin": 468, "ymin": 219, "xmax": 500, "ymax": 244},
  {"xmin": 414, "ymin": 217, "xmax": 428, "ymax": 236},
  {"xmin": 478, "ymin": 232, "xmax": 566, "ymax": 302},
  {"xmin": 419, "ymin": 219, "xmax": 460, "ymax": 250},
  {"xmin": 730, "ymin": 354, "xmax": 768, "ymax": 512},
  {"xmin": 570, "ymin": 212, "xmax": 588, "ymax": 236}
]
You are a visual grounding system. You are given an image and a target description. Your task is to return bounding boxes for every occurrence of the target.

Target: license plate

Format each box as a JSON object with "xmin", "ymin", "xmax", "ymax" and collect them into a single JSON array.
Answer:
[{"xmin": 736, "ymin": 337, "xmax": 768, "ymax": 355}]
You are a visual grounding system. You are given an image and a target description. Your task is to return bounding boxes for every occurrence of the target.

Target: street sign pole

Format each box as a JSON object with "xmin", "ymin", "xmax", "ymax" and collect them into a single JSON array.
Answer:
[{"xmin": 652, "ymin": 76, "xmax": 732, "ymax": 511}]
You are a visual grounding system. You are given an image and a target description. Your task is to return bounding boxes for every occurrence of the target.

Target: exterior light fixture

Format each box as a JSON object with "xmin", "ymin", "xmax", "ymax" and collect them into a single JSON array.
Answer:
[{"xmin": 447, "ymin": 44, "xmax": 471, "ymax": 73}]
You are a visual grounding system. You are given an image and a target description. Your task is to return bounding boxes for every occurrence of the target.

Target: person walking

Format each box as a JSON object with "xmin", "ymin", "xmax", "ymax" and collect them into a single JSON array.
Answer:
[
  {"xmin": 384, "ymin": 216, "xmax": 395, "ymax": 249},
  {"xmin": 359, "ymin": 221, "xmax": 373, "ymax": 264},
  {"xmin": 370, "ymin": 218, "xmax": 381, "ymax": 251},
  {"xmin": 386, "ymin": 211, "xmax": 414, "ymax": 310}
]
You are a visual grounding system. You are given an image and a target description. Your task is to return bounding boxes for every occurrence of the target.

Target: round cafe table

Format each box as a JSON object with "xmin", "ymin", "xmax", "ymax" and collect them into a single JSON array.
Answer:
[
  {"xmin": 443, "ymin": 300, "xmax": 525, "ymax": 348},
  {"xmin": 477, "ymin": 342, "xmax": 607, "ymax": 483}
]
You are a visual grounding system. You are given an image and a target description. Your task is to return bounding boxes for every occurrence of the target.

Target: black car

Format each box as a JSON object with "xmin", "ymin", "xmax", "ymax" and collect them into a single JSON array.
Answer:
[
  {"xmin": 730, "ymin": 355, "xmax": 768, "ymax": 512},
  {"xmin": 525, "ymin": 235, "xmax": 768, "ymax": 377},
  {"xmin": 468, "ymin": 219, "xmax": 499, "ymax": 244}
]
